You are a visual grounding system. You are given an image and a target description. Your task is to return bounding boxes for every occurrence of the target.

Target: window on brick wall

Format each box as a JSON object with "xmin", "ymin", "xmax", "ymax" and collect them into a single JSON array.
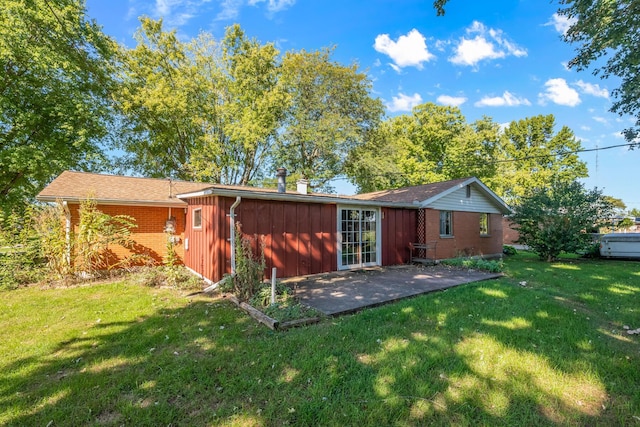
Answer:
[
  {"xmin": 439, "ymin": 210, "xmax": 453, "ymax": 236},
  {"xmin": 193, "ymin": 208, "xmax": 202, "ymax": 229},
  {"xmin": 480, "ymin": 213, "xmax": 489, "ymax": 236}
]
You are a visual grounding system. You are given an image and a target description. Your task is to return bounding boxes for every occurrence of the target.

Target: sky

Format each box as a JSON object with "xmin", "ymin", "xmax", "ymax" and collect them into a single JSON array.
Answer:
[{"xmin": 85, "ymin": 0, "xmax": 639, "ymax": 211}]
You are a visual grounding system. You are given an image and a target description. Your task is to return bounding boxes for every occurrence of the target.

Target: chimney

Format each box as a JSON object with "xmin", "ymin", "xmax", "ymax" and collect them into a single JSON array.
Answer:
[
  {"xmin": 276, "ymin": 167, "xmax": 287, "ymax": 193},
  {"xmin": 296, "ymin": 179, "xmax": 309, "ymax": 195}
]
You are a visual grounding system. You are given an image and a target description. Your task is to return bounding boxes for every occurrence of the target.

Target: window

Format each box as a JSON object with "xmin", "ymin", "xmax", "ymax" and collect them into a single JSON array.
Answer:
[
  {"xmin": 480, "ymin": 213, "xmax": 489, "ymax": 236},
  {"xmin": 193, "ymin": 208, "xmax": 202, "ymax": 229},
  {"xmin": 439, "ymin": 211, "xmax": 453, "ymax": 236},
  {"xmin": 466, "ymin": 185, "xmax": 471, "ymax": 198}
]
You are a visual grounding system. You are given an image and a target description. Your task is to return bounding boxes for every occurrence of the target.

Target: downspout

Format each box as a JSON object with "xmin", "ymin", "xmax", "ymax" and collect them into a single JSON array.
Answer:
[
  {"xmin": 229, "ymin": 196, "xmax": 242, "ymax": 275},
  {"xmin": 62, "ymin": 201, "xmax": 71, "ymax": 267},
  {"xmin": 201, "ymin": 195, "xmax": 241, "ymax": 294}
]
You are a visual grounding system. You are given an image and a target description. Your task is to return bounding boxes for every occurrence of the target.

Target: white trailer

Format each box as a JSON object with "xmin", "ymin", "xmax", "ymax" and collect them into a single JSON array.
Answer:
[{"xmin": 600, "ymin": 233, "xmax": 640, "ymax": 259}]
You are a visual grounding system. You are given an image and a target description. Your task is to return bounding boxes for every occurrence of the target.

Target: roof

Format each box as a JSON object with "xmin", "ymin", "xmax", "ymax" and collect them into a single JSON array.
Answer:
[
  {"xmin": 36, "ymin": 171, "xmax": 212, "ymax": 207},
  {"xmin": 353, "ymin": 177, "xmax": 471, "ymax": 203},
  {"xmin": 37, "ymin": 171, "xmax": 510, "ymax": 213},
  {"xmin": 353, "ymin": 177, "xmax": 510, "ymax": 214}
]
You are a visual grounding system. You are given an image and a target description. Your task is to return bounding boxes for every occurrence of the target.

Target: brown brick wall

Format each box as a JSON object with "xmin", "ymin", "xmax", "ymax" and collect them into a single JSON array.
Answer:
[
  {"xmin": 424, "ymin": 209, "xmax": 503, "ymax": 259},
  {"xmin": 68, "ymin": 203, "xmax": 187, "ymax": 267}
]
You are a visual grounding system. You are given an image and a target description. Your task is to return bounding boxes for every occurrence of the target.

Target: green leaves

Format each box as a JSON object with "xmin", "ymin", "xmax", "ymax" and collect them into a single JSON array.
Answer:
[
  {"xmin": 510, "ymin": 180, "xmax": 615, "ymax": 261},
  {"xmin": 558, "ymin": 0, "xmax": 639, "ymax": 143},
  {"xmin": 0, "ymin": 0, "xmax": 116, "ymax": 214}
]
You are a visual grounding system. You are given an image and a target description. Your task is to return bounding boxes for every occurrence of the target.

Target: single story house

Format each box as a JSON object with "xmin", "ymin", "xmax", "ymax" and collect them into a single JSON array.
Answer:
[{"xmin": 37, "ymin": 170, "xmax": 511, "ymax": 284}]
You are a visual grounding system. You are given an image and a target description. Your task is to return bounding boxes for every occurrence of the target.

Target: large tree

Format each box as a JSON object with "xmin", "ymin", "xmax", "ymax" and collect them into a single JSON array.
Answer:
[
  {"xmin": 276, "ymin": 48, "xmax": 384, "ymax": 191},
  {"xmin": 559, "ymin": 0, "xmax": 639, "ymax": 144},
  {"xmin": 189, "ymin": 24, "xmax": 288, "ymax": 185},
  {"xmin": 116, "ymin": 20, "xmax": 288, "ymax": 185},
  {"xmin": 115, "ymin": 18, "xmax": 212, "ymax": 180},
  {"xmin": 346, "ymin": 103, "xmax": 500, "ymax": 193},
  {"xmin": 495, "ymin": 114, "xmax": 588, "ymax": 204},
  {"xmin": 0, "ymin": 0, "xmax": 116, "ymax": 214}
]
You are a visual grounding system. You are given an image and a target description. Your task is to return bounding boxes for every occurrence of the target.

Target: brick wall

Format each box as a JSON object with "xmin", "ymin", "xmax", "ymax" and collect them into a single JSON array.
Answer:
[
  {"xmin": 68, "ymin": 203, "xmax": 187, "ymax": 267},
  {"xmin": 424, "ymin": 209, "xmax": 503, "ymax": 259}
]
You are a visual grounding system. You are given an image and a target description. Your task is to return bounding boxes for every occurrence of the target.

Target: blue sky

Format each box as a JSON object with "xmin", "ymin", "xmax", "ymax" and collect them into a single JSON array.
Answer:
[{"xmin": 86, "ymin": 0, "xmax": 638, "ymax": 211}]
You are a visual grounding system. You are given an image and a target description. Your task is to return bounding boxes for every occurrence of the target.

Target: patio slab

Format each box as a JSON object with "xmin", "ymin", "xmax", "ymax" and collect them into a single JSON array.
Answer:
[{"xmin": 284, "ymin": 264, "xmax": 502, "ymax": 316}]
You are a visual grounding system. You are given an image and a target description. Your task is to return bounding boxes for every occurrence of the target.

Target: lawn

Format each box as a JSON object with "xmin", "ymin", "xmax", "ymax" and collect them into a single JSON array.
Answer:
[{"xmin": 1, "ymin": 252, "xmax": 638, "ymax": 426}]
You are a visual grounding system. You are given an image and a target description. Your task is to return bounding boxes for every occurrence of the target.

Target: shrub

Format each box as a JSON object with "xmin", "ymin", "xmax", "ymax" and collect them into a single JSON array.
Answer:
[
  {"xmin": 0, "ymin": 206, "xmax": 47, "ymax": 289},
  {"xmin": 503, "ymin": 245, "xmax": 518, "ymax": 256},
  {"xmin": 232, "ymin": 223, "xmax": 266, "ymax": 301},
  {"xmin": 441, "ymin": 257, "xmax": 504, "ymax": 273}
]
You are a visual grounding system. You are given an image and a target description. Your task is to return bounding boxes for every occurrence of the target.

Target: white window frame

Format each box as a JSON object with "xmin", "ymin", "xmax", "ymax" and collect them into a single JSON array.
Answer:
[
  {"xmin": 192, "ymin": 208, "xmax": 202, "ymax": 229},
  {"xmin": 480, "ymin": 213, "xmax": 490, "ymax": 236},
  {"xmin": 337, "ymin": 206, "xmax": 381, "ymax": 270},
  {"xmin": 439, "ymin": 210, "xmax": 453, "ymax": 237}
]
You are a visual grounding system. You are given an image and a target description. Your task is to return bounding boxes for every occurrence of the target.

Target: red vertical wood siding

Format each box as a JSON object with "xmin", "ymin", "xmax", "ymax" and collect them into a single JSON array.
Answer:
[
  {"xmin": 184, "ymin": 196, "xmax": 338, "ymax": 283},
  {"xmin": 381, "ymin": 207, "xmax": 417, "ymax": 266}
]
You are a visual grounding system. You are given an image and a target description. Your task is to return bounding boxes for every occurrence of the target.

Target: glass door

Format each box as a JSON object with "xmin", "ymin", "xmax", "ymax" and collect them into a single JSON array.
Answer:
[{"xmin": 339, "ymin": 207, "xmax": 379, "ymax": 269}]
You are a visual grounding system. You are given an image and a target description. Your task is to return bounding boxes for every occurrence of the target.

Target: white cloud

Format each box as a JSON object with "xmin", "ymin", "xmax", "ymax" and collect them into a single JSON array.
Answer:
[
  {"xmin": 386, "ymin": 93, "xmax": 423, "ymax": 112},
  {"xmin": 248, "ymin": 0, "xmax": 296, "ymax": 12},
  {"xmin": 474, "ymin": 91, "xmax": 531, "ymax": 107},
  {"xmin": 580, "ymin": 125, "xmax": 591, "ymax": 131},
  {"xmin": 575, "ymin": 80, "xmax": 609, "ymax": 98},
  {"xmin": 436, "ymin": 95, "xmax": 467, "ymax": 107},
  {"xmin": 592, "ymin": 116, "xmax": 608, "ymax": 125},
  {"xmin": 153, "ymin": 0, "xmax": 210, "ymax": 26},
  {"xmin": 546, "ymin": 13, "xmax": 576, "ymax": 36},
  {"xmin": 374, "ymin": 29, "xmax": 435, "ymax": 70},
  {"xmin": 612, "ymin": 131, "xmax": 624, "ymax": 139},
  {"xmin": 449, "ymin": 21, "xmax": 526, "ymax": 68},
  {"xmin": 538, "ymin": 78, "xmax": 581, "ymax": 107},
  {"xmin": 217, "ymin": 0, "xmax": 243, "ymax": 20}
]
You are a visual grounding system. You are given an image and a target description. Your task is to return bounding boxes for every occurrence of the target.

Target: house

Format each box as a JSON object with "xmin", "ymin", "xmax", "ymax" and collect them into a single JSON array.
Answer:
[{"xmin": 37, "ymin": 171, "xmax": 511, "ymax": 283}]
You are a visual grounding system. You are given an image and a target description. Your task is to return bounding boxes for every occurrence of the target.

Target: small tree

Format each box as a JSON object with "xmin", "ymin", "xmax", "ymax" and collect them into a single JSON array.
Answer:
[
  {"xmin": 510, "ymin": 180, "xmax": 614, "ymax": 261},
  {"xmin": 75, "ymin": 198, "xmax": 137, "ymax": 276}
]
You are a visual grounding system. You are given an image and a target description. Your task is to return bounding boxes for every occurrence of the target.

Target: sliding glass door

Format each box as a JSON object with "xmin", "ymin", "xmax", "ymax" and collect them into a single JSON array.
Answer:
[{"xmin": 338, "ymin": 207, "xmax": 380, "ymax": 269}]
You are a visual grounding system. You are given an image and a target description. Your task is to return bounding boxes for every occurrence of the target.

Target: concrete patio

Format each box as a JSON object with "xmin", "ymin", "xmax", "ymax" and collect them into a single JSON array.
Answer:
[{"xmin": 284, "ymin": 264, "xmax": 503, "ymax": 316}]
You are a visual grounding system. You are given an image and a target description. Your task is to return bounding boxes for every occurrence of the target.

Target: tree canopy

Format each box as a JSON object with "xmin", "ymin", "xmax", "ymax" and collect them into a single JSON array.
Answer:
[
  {"xmin": 346, "ymin": 105, "xmax": 587, "ymax": 205},
  {"xmin": 0, "ymin": 0, "xmax": 116, "ymax": 214}
]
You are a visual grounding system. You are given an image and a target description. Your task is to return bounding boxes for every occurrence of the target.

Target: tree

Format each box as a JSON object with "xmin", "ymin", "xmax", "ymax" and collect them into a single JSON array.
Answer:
[
  {"xmin": 346, "ymin": 103, "xmax": 500, "ymax": 193},
  {"xmin": 559, "ymin": 0, "xmax": 640, "ymax": 144},
  {"xmin": 630, "ymin": 208, "xmax": 640, "ymax": 218},
  {"xmin": 116, "ymin": 21, "xmax": 287, "ymax": 185},
  {"xmin": 115, "ymin": 18, "xmax": 211, "ymax": 180},
  {"xmin": 189, "ymin": 24, "xmax": 288, "ymax": 185},
  {"xmin": 510, "ymin": 180, "xmax": 614, "ymax": 261},
  {"xmin": 495, "ymin": 115, "xmax": 588, "ymax": 205},
  {"xmin": 1, "ymin": 0, "xmax": 116, "ymax": 214},
  {"xmin": 277, "ymin": 48, "xmax": 384, "ymax": 191}
]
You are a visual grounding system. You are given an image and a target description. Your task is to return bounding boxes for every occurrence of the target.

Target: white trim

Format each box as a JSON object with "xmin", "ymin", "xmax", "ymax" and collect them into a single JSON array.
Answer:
[
  {"xmin": 337, "ymin": 205, "xmax": 382, "ymax": 270},
  {"xmin": 192, "ymin": 208, "xmax": 202, "ymax": 229},
  {"xmin": 419, "ymin": 177, "xmax": 511, "ymax": 214}
]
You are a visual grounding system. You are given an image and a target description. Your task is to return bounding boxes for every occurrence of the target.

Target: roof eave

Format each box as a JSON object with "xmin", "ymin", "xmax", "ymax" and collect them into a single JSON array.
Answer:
[{"xmin": 177, "ymin": 187, "xmax": 419, "ymax": 209}]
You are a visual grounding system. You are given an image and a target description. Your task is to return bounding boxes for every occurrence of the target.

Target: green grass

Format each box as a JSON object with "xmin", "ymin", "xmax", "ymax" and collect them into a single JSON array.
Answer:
[{"xmin": 1, "ymin": 252, "xmax": 639, "ymax": 426}]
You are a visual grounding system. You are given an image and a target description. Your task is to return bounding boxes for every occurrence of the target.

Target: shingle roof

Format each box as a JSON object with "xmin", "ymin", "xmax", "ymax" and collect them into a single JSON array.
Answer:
[
  {"xmin": 352, "ymin": 177, "xmax": 472, "ymax": 203},
  {"xmin": 36, "ymin": 171, "xmax": 212, "ymax": 206}
]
